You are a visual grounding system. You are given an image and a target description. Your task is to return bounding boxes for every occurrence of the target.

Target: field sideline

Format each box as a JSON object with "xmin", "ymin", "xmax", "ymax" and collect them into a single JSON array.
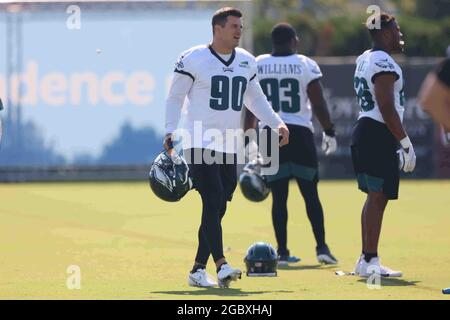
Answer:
[{"xmin": 1, "ymin": 180, "xmax": 449, "ymax": 300}]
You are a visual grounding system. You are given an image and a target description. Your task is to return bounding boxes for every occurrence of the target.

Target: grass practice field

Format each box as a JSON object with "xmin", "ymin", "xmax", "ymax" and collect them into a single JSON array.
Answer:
[{"xmin": 1, "ymin": 180, "xmax": 449, "ymax": 300}]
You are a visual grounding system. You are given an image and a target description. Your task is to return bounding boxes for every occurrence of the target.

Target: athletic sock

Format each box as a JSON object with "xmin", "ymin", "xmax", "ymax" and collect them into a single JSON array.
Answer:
[
  {"xmin": 364, "ymin": 252, "xmax": 378, "ymax": 263},
  {"xmin": 216, "ymin": 262, "xmax": 227, "ymax": 273},
  {"xmin": 191, "ymin": 263, "xmax": 206, "ymax": 274}
]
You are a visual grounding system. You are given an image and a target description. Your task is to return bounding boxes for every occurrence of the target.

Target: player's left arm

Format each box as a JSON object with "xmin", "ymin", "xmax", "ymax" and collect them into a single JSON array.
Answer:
[
  {"xmin": 375, "ymin": 73, "xmax": 416, "ymax": 172},
  {"xmin": 244, "ymin": 78, "xmax": 289, "ymax": 147},
  {"xmin": 307, "ymin": 79, "xmax": 334, "ymax": 131},
  {"xmin": 307, "ymin": 79, "xmax": 337, "ymax": 155},
  {"xmin": 243, "ymin": 107, "xmax": 258, "ymax": 131},
  {"xmin": 242, "ymin": 107, "xmax": 260, "ymax": 162},
  {"xmin": 305, "ymin": 58, "xmax": 337, "ymax": 155}
]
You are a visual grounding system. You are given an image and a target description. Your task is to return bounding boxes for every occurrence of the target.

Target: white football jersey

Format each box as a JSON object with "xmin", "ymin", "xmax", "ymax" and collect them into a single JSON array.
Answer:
[
  {"xmin": 167, "ymin": 44, "xmax": 282, "ymax": 153},
  {"xmin": 256, "ymin": 54, "xmax": 323, "ymax": 132},
  {"xmin": 354, "ymin": 49, "xmax": 405, "ymax": 123}
]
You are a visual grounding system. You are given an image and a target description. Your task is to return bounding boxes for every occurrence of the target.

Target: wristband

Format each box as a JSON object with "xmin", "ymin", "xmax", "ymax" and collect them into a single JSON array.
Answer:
[
  {"xmin": 324, "ymin": 126, "xmax": 335, "ymax": 137},
  {"xmin": 400, "ymin": 136, "xmax": 411, "ymax": 149}
]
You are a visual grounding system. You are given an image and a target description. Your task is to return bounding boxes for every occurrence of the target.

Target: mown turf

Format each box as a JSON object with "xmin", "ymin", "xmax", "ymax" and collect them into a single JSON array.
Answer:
[{"xmin": 0, "ymin": 180, "xmax": 449, "ymax": 299}]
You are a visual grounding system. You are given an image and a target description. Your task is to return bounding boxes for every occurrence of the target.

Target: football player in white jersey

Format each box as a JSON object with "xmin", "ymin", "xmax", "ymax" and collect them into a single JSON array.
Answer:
[
  {"xmin": 164, "ymin": 7, "xmax": 289, "ymax": 288},
  {"xmin": 244, "ymin": 23, "xmax": 338, "ymax": 265},
  {"xmin": 351, "ymin": 13, "xmax": 416, "ymax": 277}
]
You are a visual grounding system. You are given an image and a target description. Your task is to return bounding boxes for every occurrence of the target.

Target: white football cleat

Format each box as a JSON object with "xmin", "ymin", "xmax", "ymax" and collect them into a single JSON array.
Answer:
[
  {"xmin": 217, "ymin": 263, "xmax": 242, "ymax": 288},
  {"xmin": 353, "ymin": 254, "xmax": 364, "ymax": 275},
  {"xmin": 188, "ymin": 269, "xmax": 217, "ymax": 288},
  {"xmin": 358, "ymin": 257, "xmax": 402, "ymax": 278}
]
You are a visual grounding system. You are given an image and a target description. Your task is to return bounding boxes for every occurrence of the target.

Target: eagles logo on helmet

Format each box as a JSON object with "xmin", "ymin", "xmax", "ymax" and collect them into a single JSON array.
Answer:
[
  {"xmin": 244, "ymin": 242, "xmax": 278, "ymax": 277},
  {"xmin": 149, "ymin": 150, "xmax": 192, "ymax": 202},
  {"xmin": 239, "ymin": 160, "xmax": 270, "ymax": 202}
]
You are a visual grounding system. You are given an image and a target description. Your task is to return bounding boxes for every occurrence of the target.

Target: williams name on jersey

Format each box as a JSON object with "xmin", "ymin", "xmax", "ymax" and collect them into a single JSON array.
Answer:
[{"xmin": 256, "ymin": 54, "xmax": 323, "ymax": 132}]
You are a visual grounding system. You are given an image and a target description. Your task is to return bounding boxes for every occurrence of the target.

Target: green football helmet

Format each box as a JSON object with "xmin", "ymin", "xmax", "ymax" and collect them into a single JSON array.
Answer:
[
  {"xmin": 239, "ymin": 160, "xmax": 270, "ymax": 202},
  {"xmin": 149, "ymin": 150, "xmax": 192, "ymax": 202},
  {"xmin": 244, "ymin": 242, "xmax": 278, "ymax": 277}
]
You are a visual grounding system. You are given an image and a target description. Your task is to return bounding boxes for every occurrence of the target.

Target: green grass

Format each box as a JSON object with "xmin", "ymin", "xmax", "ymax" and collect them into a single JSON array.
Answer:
[{"xmin": 1, "ymin": 180, "xmax": 449, "ymax": 299}]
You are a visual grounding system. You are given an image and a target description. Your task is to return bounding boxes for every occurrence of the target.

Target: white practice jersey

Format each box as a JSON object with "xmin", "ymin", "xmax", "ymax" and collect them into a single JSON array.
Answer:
[
  {"xmin": 354, "ymin": 49, "xmax": 405, "ymax": 123},
  {"xmin": 165, "ymin": 44, "xmax": 283, "ymax": 153},
  {"xmin": 256, "ymin": 54, "xmax": 323, "ymax": 132}
]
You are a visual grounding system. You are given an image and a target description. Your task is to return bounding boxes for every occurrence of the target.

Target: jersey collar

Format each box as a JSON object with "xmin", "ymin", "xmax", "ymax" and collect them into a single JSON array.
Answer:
[
  {"xmin": 371, "ymin": 47, "xmax": 390, "ymax": 54},
  {"xmin": 208, "ymin": 44, "xmax": 236, "ymax": 67},
  {"xmin": 271, "ymin": 51, "xmax": 295, "ymax": 57}
]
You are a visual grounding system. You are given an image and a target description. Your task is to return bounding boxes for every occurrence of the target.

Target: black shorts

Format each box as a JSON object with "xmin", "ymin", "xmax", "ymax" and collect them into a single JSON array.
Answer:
[
  {"xmin": 184, "ymin": 148, "xmax": 237, "ymax": 202},
  {"xmin": 351, "ymin": 117, "xmax": 400, "ymax": 200},
  {"xmin": 263, "ymin": 124, "xmax": 318, "ymax": 184}
]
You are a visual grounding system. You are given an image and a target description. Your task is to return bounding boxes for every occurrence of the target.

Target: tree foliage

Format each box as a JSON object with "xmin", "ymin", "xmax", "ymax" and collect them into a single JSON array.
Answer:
[{"xmin": 252, "ymin": 0, "xmax": 449, "ymax": 56}]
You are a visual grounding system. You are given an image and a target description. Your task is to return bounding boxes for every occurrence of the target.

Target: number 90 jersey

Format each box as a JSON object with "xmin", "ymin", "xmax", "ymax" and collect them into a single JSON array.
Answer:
[
  {"xmin": 256, "ymin": 54, "xmax": 323, "ymax": 132},
  {"xmin": 354, "ymin": 49, "xmax": 405, "ymax": 123},
  {"xmin": 175, "ymin": 45, "xmax": 258, "ymax": 137}
]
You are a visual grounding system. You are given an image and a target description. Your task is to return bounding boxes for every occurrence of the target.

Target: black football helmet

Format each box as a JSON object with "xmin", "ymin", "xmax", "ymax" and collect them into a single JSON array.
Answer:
[
  {"xmin": 244, "ymin": 242, "xmax": 278, "ymax": 277},
  {"xmin": 149, "ymin": 150, "xmax": 192, "ymax": 202},
  {"xmin": 239, "ymin": 160, "xmax": 270, "ymax": 202}
]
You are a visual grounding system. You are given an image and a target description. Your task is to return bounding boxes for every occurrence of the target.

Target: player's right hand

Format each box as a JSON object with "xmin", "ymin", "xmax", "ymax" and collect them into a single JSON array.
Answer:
[
  {"xmin": 278, "ymin": 124, "xmax": 289, "ymax": 147},
  {"xmin": 398, "ymin": 136, "xmax": 416, "ymax": 173},
  {"xmin": 322, "ymin": 131, "xmax": 337, "ymax": 156},
  {"xmin": 163, "ymin": 133, "xmax": 174, "ymax": 153}
]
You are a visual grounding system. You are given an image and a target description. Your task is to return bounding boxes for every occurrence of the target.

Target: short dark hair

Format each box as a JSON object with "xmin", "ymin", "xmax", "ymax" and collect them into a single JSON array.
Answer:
[
  {"xmin": 271, "ymin": 23, "xmax": 297, "ymax": 46},
  {"xmin": 212, "ymin": 7, "xmax": 242, "ymax": 33},
  {"xmin": 367, "ymin": 12, "xmax": 396, "ymax": 37}
]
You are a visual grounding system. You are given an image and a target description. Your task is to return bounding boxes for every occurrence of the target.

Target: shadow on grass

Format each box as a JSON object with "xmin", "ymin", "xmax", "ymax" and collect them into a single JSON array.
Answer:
[
  {"xmin": 357, "ymin": 278, "xmax": 421, "ymax": 287},
  {"xmin": 151, "ymin": 288, "xmax": 294, "ymax": 297},
  {"xmin": 277, "ymin": 264, "xmax": 335, "ymax": 271}
]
